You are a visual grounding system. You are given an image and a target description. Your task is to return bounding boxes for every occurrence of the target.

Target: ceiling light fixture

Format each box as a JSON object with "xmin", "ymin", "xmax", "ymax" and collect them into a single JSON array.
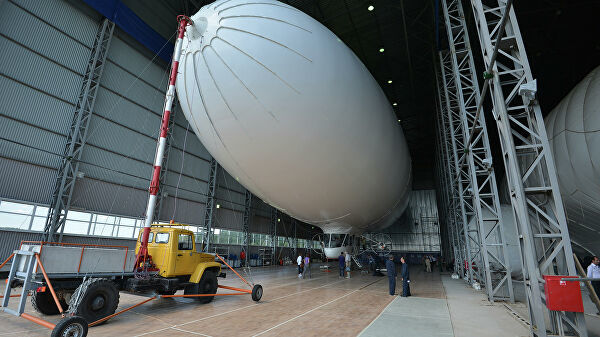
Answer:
[
  {"xmin": 393, "ymin": 102, "xmax": 397, "ymax": 106},
  {"xmin": 216, "ymin": 204, "xmax": 220, "ymax": 209},
  {"xmin": 398, "ymin": 119, "xmax": 402, "ymax": 122},
  {"xmin": 387, "ymin": 80, "xmax": 392, "ymax": 84},
  {"xmin": 367, "ymin": 5, "xmax": 374, "ymax": 11},
  {"xmin": 379, "ymin": 48, "xmax": 384, "ymax": 53}
]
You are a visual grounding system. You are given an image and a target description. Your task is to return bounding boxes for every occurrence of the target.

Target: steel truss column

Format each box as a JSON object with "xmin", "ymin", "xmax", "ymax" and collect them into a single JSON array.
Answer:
[
  {"xmin": 436, "ymin": 58, "xmax": 465, "ymax": 277},
  {"xmin": 292, "ymin": 218, "xmax": 298, "ymax": 257},
  {"xmin": 469, "ymin": 1, "xmax": 586, "ymax": 335},
  {"xmin": 270, "ymin": 208, "xmax": 277, "ymax": 265},
  {"xmin": 439, "ymin": 51, "xmax": 480, "ymax": 283},
  {"xmin": 202, "ymin": 158, "xmax": 218, "ymax": 252},
  {"xmin": 242, "ymin": 189, "xmax": 252, "ymax": 263},
  {"xmin": 43, "ymin": 19, "xmax": 115, "ymax": 241},
  {"xmin": 441, "ymin": 0, "xmax": 513, "ymax": 302},
  {"xmin": 153, "ymin": 102, "xmax": 176, "ymax": 222},
  {"xmin": 434, "ymin": 102, "xmax": 453, "ymax": 264}
]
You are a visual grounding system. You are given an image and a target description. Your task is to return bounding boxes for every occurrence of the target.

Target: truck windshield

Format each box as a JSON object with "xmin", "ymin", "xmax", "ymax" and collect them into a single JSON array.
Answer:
[
  {"xmin": 155, "ymin": 233, "xmax": 170, "ymax": 243},
  {"xmin": 137, "ymin": 232, "xmax": 154, "ymax": 243}
]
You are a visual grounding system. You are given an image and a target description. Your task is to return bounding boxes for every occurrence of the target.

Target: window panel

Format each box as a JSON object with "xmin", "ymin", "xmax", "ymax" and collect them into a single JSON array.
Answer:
[
  {"xmin": 0, "ymin": 213, "xmax": 31, "ymax": 230},
  {"xmin": 155, "ymin": 233, "xmax": 170, "ymax": 243},
  {"xmin": 0, "ymin": 201, "xmax": 34, "ymax": 214},
  {"xmin": 64, "ymin": 220, "xmax": 89, "ymax": 235}
]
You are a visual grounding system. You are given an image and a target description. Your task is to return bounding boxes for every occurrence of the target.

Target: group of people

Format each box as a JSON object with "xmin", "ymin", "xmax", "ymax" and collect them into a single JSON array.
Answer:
[
  {"xmin": 423, "ymin": 254, "xmax": 437, "ymax": 273},
  {"xmin": 386, "ymin": 255, "xmax": 411, "ymax": 297},
  {"xmin": 338, "ymin": 252, "xmax": 352, "ymax": 278},
  {"xmin": 297, "ymin": 253, "xmax": 311, "ymax": 279}
]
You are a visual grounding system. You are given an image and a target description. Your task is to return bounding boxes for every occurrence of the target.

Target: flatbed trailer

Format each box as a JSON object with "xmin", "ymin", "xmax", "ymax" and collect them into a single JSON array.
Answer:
[{"xmin": 1, "ymin": 240, "xmax": 262, "ymax": 337}]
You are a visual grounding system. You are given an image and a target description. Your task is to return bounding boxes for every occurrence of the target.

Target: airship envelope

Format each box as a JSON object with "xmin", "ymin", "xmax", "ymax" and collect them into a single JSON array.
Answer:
[{"xmin": 176, "ymin": 0, "xmax": 412, "ymax": 235}]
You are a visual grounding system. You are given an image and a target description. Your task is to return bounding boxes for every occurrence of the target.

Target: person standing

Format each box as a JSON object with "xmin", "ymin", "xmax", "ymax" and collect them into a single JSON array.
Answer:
[
  {"xmin": 425, "ymin": 255, "xmax": 431, "ymax": 273},
  {"xmin": 297, "ymin": 253, "xmax": 303, "ymax": 278},
  {"xmin": 240, "ymin": 250, "xmax": 246, "ymax": 267},
  {"xmin": 345, "ymin": 252, "xmax": 352, "ymax": 278},
  {"xmin": 385, "ymin": 255, "xmax": 397, "ymax": 296},
  {"xmin": 339, "ymin": 252, "xmax": 345, "ymax": 278},
  {"xmin": 303, "ymin": 254, "xmax": 311, "ymax": 279},
  {"xmin": 587, "ymin": 256, "xmax": 600, "ymax": 299},
  {"xmin": 401, "ymin": 256, "xmax": 411, "ymax": 297}
]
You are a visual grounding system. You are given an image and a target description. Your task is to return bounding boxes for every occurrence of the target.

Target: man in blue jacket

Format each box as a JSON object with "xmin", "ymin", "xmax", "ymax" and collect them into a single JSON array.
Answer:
[
  {"xmin": 401, "ymin": 256, "xmax": 411, "ymax": 297},
  {"xmin": 385, "ymin": 255, "xmax": 396, "ymax": 295},
  {"xmin": 339, "ymin": 252, "xmax": 345, "ymax": 277}
]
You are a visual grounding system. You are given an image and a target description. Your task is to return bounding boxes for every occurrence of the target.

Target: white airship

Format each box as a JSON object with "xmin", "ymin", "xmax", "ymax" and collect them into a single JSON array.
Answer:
[
  {"xmin": 176, "ymin": 0, "xmax": 412, "ymax": 258},
  {"xmin": 545, "ymin": 65, "xmax": 600, "ymax": 255}
]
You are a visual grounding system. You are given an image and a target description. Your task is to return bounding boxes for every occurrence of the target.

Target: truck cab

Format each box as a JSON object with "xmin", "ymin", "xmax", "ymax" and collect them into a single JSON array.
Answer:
[{"xmin": 133, "ymin": 224, "xmax": 222, "ymax": 300}]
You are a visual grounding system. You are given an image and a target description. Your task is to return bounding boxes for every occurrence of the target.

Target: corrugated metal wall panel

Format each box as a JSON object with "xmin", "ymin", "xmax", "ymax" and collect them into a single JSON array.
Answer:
[
  {"xmin": 0, "ymin": 76, "xmax": 74, "ymax": 135},
  {"xmin": 0, "ymin": 117, "xmax": 64, "ymax": 168},
  {"xmin": 0, "ymin": 0, "xmax": 97, "ymax": 206},
  {"xmin": 0, "ymin": 1, "xmax": 91, "ymax": 75},
  {"xmin": 92, "ymin": 87, "xmax": 161, "ymax": 138},
  {"xmin": 0, "ymin": 158, "xmax": 56, "ymax": 205},
  {"xmin": 101, "ymin": 57, "xmax": 165, "ymax": 113},
  {"xmin": 11, "ymin": 0, "xmax": 98, "ymax": 47},
  {"xmin": 214, "ymin": 208, "xmax": 244, "ymax": 231},
  {"xmin": 159, "ymin": 196, "xmax": 205, "ymax": 225},
  {"xmin": 0, "ymin": 37, "xmax": 82, "ymax": 104},
  {"xmin": 106, "ymin": 36, "xmax": 166, "ymax": 88},
  {"xmin": 70, "ymin": 178, "xmax": 147, "ymax": 217}
]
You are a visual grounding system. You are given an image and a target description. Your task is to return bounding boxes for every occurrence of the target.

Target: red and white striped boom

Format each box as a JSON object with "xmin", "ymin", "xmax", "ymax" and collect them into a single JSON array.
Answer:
[{"xmin": 135, "ymin": 15, "xmax": 192, "ymax": 271}]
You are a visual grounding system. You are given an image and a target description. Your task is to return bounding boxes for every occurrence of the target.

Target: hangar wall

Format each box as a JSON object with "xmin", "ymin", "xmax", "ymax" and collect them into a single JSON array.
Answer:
[{"xmin": 0, "ymin": 0, "xmax": 309, "ymax": 240}]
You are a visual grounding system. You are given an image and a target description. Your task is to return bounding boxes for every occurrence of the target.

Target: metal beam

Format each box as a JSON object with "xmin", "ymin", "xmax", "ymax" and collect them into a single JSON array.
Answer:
[
  {"xmin": 270, "ymin": 208, "xmax": 277, "ymax": 266},
  {"xmin": 43, "ymin": 19, "xmax": 115, "ymax": 241},
  {"xmin": 440, "ymin": 0, "xmax": 514, "ymax": 302},
  {"xmin": 202, "ymin": 158, "xmax": 218, "ymax": 252},
  {"xmin": 469, "ymin": 0, "xmax": 587, "ymax": 335},
  {"xmin": 242, "ymin": 189, "xmax": 252, "ymax": 264},
  {"xmin": 436, "ymin": 53, "xmax": 465, "ymax": 277},
  {"xmin": 439, "ymin": 50, "xmax": 480, "ymax": 284}
]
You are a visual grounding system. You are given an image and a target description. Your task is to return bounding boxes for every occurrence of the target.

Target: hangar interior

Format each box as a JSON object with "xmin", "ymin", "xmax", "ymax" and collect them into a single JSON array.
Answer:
[{"xmin": 0, "ymin": 0, "xmax": 599, "ymax": 336}]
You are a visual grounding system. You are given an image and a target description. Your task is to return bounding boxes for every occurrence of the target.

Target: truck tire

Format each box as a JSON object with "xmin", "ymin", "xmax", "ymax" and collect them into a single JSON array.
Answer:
[
  {"xmin": 31, "ymin": 290, "xmax": 68, "ymax": 315},
  {"xmin": 69, "ymin": 278, "xmax": 119, "ymax": 324},
  {"xmin": 51, "ymin": 315, "xmax": 88, "ymax": 337},
  {"xmin": 185, "ymin": 270, "xmax": 217, "ymax": 303},
  {"xmin": 251, "ymin": 284, "xmax": 263, "ymax": 302}
]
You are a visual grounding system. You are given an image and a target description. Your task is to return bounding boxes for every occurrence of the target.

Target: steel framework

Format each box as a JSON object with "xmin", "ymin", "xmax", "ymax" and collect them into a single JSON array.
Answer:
[
  {"xmin": 438, "ymin": 51, "xmax": 482, "ymax": 285},
  {"xmin": 468, "ymin": 0, "xmax": 586, "ymax": 335},
  {"xmin": 242, "ymin": 189, "xmax": 252, "ymax": 263},
  {"xmin": 292, "ymin": 218, "xmax": 298, "ymax": 257},
  {"xmin": 43, "ymin": 19, "xmax": 115, "ymax": 241},
  {"xmin": 440, "ymin": 0, "xmax": 513, "ymax": 302},
  {"xmin": 270, "ymin": 208, "xmax": 277, "ymax": 265},
  {"xmin": 202, "ymin": 158, "xmax": 218, "ymax": 252}
]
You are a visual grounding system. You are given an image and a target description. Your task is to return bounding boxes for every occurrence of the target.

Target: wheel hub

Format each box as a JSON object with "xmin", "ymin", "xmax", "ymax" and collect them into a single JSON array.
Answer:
[
  {"xmin": 61, "ymin": 322, "xmax": 84, "ymax": 337},
  {"xmin": 91, "ymin": 295, "xmax": 105, "ymax": 311}
]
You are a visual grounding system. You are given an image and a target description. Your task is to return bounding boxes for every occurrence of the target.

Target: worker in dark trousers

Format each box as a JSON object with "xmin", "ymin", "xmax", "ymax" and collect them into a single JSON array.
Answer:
[
  {"xmin": 339, "ymin": 252, "xmax": 345, "ymax": 277},
  {"xmin": 385, "ymin": 255, "xmax": 396, "ymax": 295},
  {"xmin": 400, "ymin": 256, "xmax": 411, "ymax": 297}
]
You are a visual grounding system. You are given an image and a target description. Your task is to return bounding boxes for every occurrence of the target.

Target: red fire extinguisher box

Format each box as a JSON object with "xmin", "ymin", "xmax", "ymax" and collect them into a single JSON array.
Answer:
[{"xmin": 543, "ymin": 275, "xmax": 584, "ymax": 312}]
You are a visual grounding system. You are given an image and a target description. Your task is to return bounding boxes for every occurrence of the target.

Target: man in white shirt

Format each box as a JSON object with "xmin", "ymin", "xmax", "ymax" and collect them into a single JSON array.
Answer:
[
  {"xmin": 345, "ymin": 252, "xmax": 351, "ymax": 278},
  {"xmin": 297, "ymin": 254, "xmax": 303, "ymax": 278},
  {"xmin": 587, "ymin": 256, "xmax": 600, "ymax": 299}
]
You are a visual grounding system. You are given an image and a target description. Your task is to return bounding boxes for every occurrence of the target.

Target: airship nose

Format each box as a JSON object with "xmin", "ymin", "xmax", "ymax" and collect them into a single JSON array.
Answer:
[{"xmin": 186, "ymin": 6, "xmax": 221, "ymax": 46}]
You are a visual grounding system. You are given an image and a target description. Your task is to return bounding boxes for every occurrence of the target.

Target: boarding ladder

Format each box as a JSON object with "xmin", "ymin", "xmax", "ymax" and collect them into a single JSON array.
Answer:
[{"xmin": 1, "ymin": 249, "xmax": 39, "ymax": 317}]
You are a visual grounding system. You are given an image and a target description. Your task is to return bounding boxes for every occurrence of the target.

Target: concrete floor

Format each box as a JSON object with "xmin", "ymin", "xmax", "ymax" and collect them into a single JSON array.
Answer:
[{"xmin": 1, "ymin": 264, "xmax": 596, "ymax": 336}]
